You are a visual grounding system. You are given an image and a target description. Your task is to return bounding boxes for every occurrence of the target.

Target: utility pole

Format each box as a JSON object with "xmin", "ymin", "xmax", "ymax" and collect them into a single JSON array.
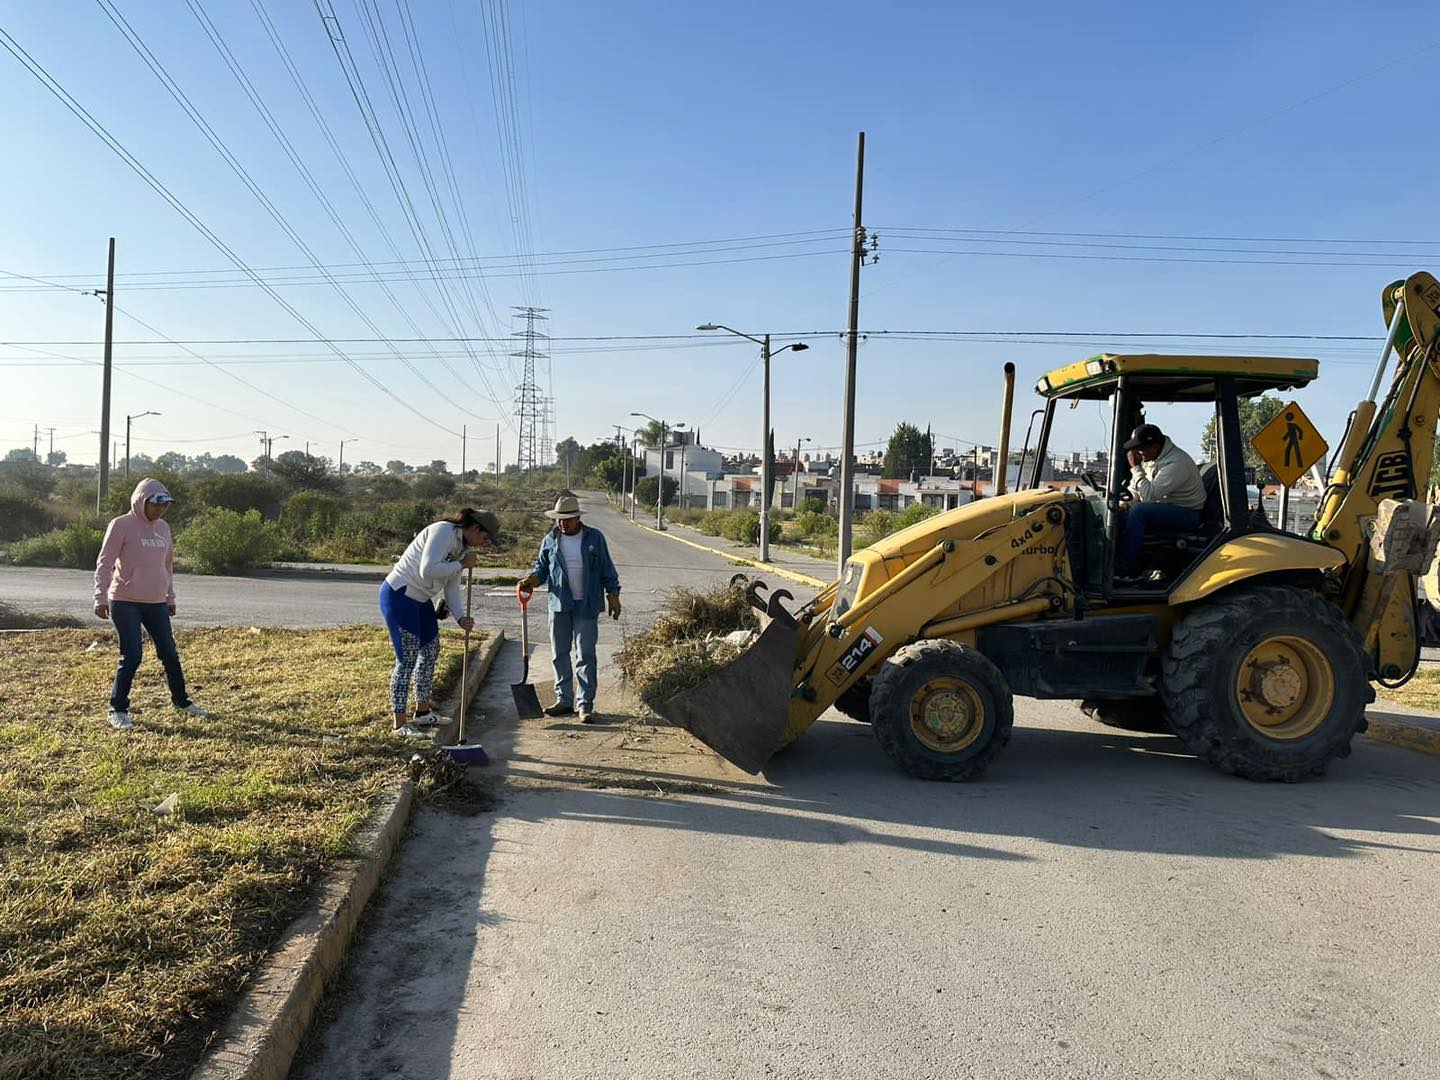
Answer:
[
  {"xmin": 125, "ymin": 411, "xmax": 159, "ymax": 478},
  {"xmin": 461, "ymin": 425, "xmax": 467, "ymax": 478},
  {"xmin": 495, "ymin": 424, "xmax": 501, "ymax": 480},
  {"xmin": 45, "ymin": 427, "xmax": 55, "ymax": 465},
  {"xmin": 32, "ymin": 424, "xmax": 39, "ymax": 461},
  {"xmin": 97, "ymin": 237, "xmax": 115, "ymax": 512},
  {"xmin": 793, "ymin": 436, "xmax": 811, "ymax": 510},
  {"xmin": 837, "ymin": 133, "xmax": 875, "ymax": 572},
  {"xmin": 338, "ymin": 438, "xmax": 356, "ymax": 475},
  {"xmin": 760, "ymin": 335, "xmax": 772, "ymax": 559},
  {"xmin": 657, "ymin": 420, "xmax": 667, "ymax": 530},
  {"xmin": 630, "ymin": 434, "xmax": 639, "ymax": 520}
]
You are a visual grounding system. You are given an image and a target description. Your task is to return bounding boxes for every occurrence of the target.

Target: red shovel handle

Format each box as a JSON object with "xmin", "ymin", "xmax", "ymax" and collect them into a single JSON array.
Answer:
[{"xmin": 516, "ymin": 583, "xmax": 531, "ymax": 608}]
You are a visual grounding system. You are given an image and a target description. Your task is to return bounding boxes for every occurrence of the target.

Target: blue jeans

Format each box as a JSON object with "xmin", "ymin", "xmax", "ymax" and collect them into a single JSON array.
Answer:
[
  {"xmin": 109, "ymin": 601, "xmax": 190, "ymax": 712},
  {"xmin": 549, "ymin": 611, "xmax": 599, "ymax": 708},
  {"xmin": 1116, "ymin": 503, "xmax": 1204, "ymax": 573}
]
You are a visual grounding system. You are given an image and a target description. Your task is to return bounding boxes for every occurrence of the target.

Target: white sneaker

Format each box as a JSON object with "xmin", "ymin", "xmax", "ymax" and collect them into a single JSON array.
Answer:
[
  {"xmin": 392, "ymin": 723, "xmax": 432, "ymax": 739},
  {"xmin": 108, "ymin": 710, "xmax": 133, "ymax": 731},
  {"xmin": 177, "ymin": 703, "xmax": 210, "ymax": 718},
  {"xmin": 412, "ymin": 711, "xmax": 450, "ymax": 728}
]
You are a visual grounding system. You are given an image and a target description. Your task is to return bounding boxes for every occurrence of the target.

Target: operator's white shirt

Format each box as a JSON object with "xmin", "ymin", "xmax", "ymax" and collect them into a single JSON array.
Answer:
[{"xmin": 559, "ymin": 529, "xmax": 586, "ymax": 598}]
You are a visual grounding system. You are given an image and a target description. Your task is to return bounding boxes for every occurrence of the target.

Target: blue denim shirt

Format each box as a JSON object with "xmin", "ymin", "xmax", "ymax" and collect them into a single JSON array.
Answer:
[{"xmin": 530, "ymin": 525, "xmax": 621, "ymax": 618}]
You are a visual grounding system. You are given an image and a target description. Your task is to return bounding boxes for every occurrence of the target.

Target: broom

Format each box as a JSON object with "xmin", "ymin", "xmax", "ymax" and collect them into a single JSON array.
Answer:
[{"xmin": 444, "ymin": 566, "xmax": 490, "ymax": 766}]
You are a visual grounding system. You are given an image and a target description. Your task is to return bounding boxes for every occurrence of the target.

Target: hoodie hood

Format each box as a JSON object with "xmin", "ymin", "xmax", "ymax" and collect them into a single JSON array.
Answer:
[{"xmin": 130, "ymin": 477, "xmax": 172, "ymax": 521}]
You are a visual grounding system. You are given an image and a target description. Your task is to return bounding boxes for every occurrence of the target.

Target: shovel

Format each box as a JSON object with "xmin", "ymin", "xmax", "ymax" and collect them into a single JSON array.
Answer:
[
  {"xmin": 510, "ymin": 583, "xmax": 544, "ymax": 719},
  {"xmin": 444, "ymin": 568, "xmax": 490, "ymax": 766}
]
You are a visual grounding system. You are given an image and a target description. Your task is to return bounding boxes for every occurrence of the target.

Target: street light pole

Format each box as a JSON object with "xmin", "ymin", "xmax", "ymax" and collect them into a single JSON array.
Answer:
[
  {"xmin": 338, "ymin": 438, "xmax": 357, "ymax": 475},
  {"xmin": 793, "ymin": 435, "xmax": 812, "ymax": 510},
  {"xmin": 697, "ymin": 324, "xmax": 808, "ymax": 561},
  {"xmin": 125, "ymin": 411, "xmax": 159, "ymax": 477}
]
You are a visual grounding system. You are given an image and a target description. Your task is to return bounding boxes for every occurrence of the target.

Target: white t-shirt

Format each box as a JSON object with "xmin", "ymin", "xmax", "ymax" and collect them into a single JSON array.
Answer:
[{"xmin": 558, "ymin": 529, "xmax": 585, "ymax": 597}]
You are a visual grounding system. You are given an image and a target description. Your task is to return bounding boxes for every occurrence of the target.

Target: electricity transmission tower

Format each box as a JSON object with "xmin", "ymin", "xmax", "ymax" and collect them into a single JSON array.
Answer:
[{"xmin": 512, "ymin": 307, "xmax": 549, "ymax": 472}]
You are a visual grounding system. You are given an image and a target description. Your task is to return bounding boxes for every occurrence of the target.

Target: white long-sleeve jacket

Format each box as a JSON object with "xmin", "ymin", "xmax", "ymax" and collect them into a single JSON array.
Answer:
[
  {"xmin": 1129, "ymin": 438, "xmax": 1207, "ymax": 510},
  {"xmin": 384, "ymin": 521, "xmax": 466, "ymax": 619}
]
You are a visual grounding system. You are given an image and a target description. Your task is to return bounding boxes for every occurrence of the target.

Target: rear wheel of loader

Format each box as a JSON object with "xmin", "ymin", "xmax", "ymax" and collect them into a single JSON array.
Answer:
[
  {"xmin": 869, "ymin": 640, "xmax": 1013, "ymax": 781},
  {"xmin": 1080, "ymin": 698, "xmax": 1169, "ymax": 733},
  {"xmin": 1161, "ymin": 584, "xmax": 1372, "ymax": 781}
]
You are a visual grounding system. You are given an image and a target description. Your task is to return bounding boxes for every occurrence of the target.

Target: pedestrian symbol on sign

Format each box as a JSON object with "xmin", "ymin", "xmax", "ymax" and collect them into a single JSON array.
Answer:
[
  {"xmin": 1250, "ymin": 401, "xmax": 1328, "ymax": 489},
  {"xmin": 1283, "ymin": 412, "xmax": 1304, "ymax": 468}
]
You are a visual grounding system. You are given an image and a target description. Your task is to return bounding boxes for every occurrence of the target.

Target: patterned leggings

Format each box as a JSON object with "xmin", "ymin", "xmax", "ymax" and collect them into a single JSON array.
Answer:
[{"xmin": 390, "ymin": 628, "xmax": 441, "ymax": 715}]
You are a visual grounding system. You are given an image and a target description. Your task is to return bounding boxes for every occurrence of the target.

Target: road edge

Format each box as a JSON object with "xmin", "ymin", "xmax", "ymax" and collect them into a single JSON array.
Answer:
[
  {"xmin": 624, "ymin": 516, "xmax": 827, "ymax": 588},
  {"xmin": 189, "ymin": 633, "xmax": 503, "ymax": 1080},
  {"xmin": 1364, "ymin": 713, "xmax": 1440, "ymax": 756}
]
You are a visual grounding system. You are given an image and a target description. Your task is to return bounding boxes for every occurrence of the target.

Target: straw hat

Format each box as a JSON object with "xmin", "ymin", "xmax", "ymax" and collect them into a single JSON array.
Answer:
[{"xmin": 545, "ymin": 494, "xmax": 583, "ymax": 520}]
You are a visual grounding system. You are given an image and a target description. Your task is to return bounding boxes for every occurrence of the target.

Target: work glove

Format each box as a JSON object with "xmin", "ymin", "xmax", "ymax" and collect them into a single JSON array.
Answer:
[
  {"xmin": 606, "ymin": 593, "xmax": 622, "ymax": 620},
  {"xmin": 518, "ymin": 574, "xmax": 542, "ymax": 595}
]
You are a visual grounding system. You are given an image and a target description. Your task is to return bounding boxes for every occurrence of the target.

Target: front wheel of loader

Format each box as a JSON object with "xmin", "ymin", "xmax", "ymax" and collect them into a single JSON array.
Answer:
[
  {"xmin": 869, "ymin": 640, "xmax": 1013, "ymax": 781},
  {"xmin": 1160, "ymin": 584, "xmax": 1373, "ymax": 781}
]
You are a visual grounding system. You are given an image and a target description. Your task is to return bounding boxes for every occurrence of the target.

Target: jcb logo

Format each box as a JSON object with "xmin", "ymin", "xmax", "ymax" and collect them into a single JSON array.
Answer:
[{"xmin": 1369, "ymin": 451, "xmax": 1413, "ymax": 500}]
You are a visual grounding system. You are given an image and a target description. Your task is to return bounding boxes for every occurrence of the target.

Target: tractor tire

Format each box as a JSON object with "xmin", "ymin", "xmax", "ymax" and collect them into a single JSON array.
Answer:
[
  {"xmin": 834, "ymin": 678, "xmax": 872, "ymax": 723},
  {"xmin": 869, "ymin": 640, "xmax": 1013, "ymax": 781},
  {"xmin": 1160, "ymin": 584, "xmax": 1372, "ymax": 781},
  {"xmin": 1080, "ymin": 698, "xmax": 1169, "ymax": 733}
]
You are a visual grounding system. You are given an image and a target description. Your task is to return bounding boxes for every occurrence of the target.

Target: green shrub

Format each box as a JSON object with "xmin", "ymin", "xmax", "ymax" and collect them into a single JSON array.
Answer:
[
  {"xmin": 696, "ymin": 511, "xmax": 731, "ymax": 536},
  {"xmin": 412, "ymin": 472, "xmax": 457, "ymax": 500},
  {"xmin": 8, "ymin": 521, "xmax": 104, "ymax": 568},
  {"xmin": 0, "ymin": 460, "xmax": 55, "ymax": 498},
  {"xmin": 633, "ymin": 476, "xmax": 677, "ymax": 507},
  {"xmin": 798, "ymin": 497, "xmax": 826, "ymax": 515},
  {"xmin": 282, "ymin": 491, "xmax": 344, "ymax": 543},
  {"xmin": 790, "ymin": 510, "xmax": 837, "ymax": 538},
  {"xmin": 722, "ymin": 512, "xmax": 780, "ymax": 546},
  {"xmin": 859, "ymin": 510, "xmax": 895, "ymax": 546},
  {"xmin": 176, "ymin": 508, "xmax": 280, "ymax": 574},
  {"xmin": 0, "ymin": 485, "xmax": 56, "ymax": 542},
  {"xmin": 191, "ymin": 473, "xmax": 282, "ymax": 518},
  {"xmin": 894, "ymin": 503, "xmax": 941, "ymax": 531},
  {"xmin": 312, "ymin": 500, "xmax": 434, "ymax": 562}
]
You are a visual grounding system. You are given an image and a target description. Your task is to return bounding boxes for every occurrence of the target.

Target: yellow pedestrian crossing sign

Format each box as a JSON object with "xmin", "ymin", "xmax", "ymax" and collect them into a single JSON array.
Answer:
[{"xmin": 1250, "ymin": 401, "xmax": 1328, "ymax": 488}]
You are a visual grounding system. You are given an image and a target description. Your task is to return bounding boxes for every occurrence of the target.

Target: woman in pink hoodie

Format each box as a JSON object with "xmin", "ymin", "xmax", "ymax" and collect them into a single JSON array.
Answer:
[{"xmin": 94, "ymin": 477, "xmax": 209, "ymax": 730}]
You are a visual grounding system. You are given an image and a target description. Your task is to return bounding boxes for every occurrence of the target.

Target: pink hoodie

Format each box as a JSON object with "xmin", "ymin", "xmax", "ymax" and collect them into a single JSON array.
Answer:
[{"xmin": 94, "ymin": 478, "xmax": 176, "ymax": 606}]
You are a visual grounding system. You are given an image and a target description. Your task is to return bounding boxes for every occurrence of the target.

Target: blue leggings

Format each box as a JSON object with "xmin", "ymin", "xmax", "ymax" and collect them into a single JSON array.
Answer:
[{"xmin": 380, "ymin": 582, "xmax": 441, "ymax": 715}]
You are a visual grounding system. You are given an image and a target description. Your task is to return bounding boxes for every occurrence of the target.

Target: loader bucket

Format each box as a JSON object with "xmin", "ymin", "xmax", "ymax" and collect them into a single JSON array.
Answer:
[{"xmin": 653, "ymin": 583, "xmax": 800, "ymax": 774}]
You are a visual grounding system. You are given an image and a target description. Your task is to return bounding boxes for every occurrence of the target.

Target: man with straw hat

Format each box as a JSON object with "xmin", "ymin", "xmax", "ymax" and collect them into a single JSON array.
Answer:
[{"xmin": 518, "ymin": 494, "xmax": 621, "ymax": 723}]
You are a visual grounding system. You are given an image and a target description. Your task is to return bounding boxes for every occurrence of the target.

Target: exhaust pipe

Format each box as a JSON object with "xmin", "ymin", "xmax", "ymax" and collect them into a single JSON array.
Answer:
[{"xmin": 995, "ymin": 362, "xmax": 1015, "ymax": 496}]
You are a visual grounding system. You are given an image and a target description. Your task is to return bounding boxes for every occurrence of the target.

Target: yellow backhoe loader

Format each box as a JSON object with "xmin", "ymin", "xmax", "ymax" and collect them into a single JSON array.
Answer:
[{"xmin": 658, "ymin": 271, "xmax": 1440, "ymax": 782}]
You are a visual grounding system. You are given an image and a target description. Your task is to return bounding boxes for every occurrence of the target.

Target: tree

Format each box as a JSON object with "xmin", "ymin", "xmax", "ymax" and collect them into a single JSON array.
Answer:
[
  {"xmin": 46, "ymin": 450, "xmax": 66, "ymax": 467},
  {"xmin": 354, "ymin": 460, "xmax": 381, "ymax": 476},
  {"xmin": 386, "ymin": 459, "xmax": 411, "ymax": 475},
  {"xmin": 1201, "ymin": 394, "xmax": 1286, "ymax": 485},
  {"xmin": 155, "ymin": 451, "xmax": 189, "ymax": 472},
  {"xmin": 633, "ymin": 475, "xmax": 678, "ymax": 507},
  {"xmin": 418, "ymin": 459, "xmax": 449, "ymax": 475},
  {"xmin": 211, "ymin": 454, "xmax": 248, "ymax": 474},
  {"xmin": 882, "ymin": 422, "xmax": 933, "ymax": 479},
  {"xmin": 592, "ymin": 448, "xmax": 630, "ymax": 493},
  {"xmin": 270, "ymin": 449, "xmax": 338, "ymax": 491},
  {"xmin": 636, "ymin": 420, "xmax": 666, "ymax": 447},
  {"xmin": 4, "ymin": 447, "xmax": 38, "ymax": 464}
]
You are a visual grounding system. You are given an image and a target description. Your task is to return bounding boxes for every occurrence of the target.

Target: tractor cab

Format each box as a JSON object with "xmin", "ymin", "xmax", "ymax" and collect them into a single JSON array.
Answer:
[{"xmin": 1029, "ymin": 354, "xmax": 1320, "ymax": 596}]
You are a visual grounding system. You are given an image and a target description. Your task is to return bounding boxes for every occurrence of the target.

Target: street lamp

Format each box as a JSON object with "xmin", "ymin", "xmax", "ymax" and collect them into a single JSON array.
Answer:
[
  {"xmin": 338, "ymin": 438, "xmax": 358, "ymax": 475},
  {"xmin": 124, "ymin": 411, "xmax": 160, "ymax": 477},
  {"xmin": 792, "ymin": 435, "xmax": 813, "ymax": 511},
  {"xmin": 630, "ymin": 412, "xmax": 685, "ymax": 530},
  {"xmin": 697, "ymin": 324, "xmax": 808, "ymax": 561}
]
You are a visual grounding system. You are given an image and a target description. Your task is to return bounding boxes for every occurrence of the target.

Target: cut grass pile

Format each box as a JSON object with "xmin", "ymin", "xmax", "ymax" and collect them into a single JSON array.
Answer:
[
  {"xmin": 0, "ymin": 625, "xmax": 477, "ymax": 1080},
  {"xmin": 615, "ymin": 580, "xmax": 758, "ymax": 711},
  {"xmin": 0, "ymin": 600, "xmax": 81, "ymax": 630},
  {"xmin": 1375, "ymin": 669, "xmax": 1440, "ymax": 714}
]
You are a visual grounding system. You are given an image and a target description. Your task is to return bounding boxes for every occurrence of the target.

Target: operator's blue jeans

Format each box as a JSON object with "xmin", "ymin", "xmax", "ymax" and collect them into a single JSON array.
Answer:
[
  {"xmin": 549, "ymin": 611, "xmax": 599, "ymax": 708},
  {"xmin": 1116, "ymin": 503, "xmax": 1203, "ymax": 574},
  {"xmin": 109, "ymin": 600, "xmax": 190, "ymax": 712}
]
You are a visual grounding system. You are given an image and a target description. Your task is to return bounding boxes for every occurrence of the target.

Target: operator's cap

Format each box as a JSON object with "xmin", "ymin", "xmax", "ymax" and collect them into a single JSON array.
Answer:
[{"xmin": 1122, "ymin": 423, "xmax": 1165, "ymax": 451}]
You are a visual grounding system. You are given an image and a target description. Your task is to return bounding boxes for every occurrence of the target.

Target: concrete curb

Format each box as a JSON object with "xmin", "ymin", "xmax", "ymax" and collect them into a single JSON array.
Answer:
[
  {"xmin": 625, "ymin": 517, "xmax": 827, "ymax": 589},
  {"xmin": 1364, "ymin": 713, "xmax": 1440, "ymax": 756},
  {"xmin": 189, "ymin": 632, "xmax": 502, "ymax": 1080},
  {"xmin": 189, "ymin": 782, "xmax": 415, "ymax": 1080}
]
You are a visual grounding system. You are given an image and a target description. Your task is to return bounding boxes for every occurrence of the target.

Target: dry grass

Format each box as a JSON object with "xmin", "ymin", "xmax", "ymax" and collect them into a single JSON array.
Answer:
[
  {"xmin": 615, "ymin": 581, "xmax": 758, "ymax": 710},
  {"xmin": 1375, "ymin": 669, "xmax": 1440, "ymax": 714},
  {"xmin": 0, "ymin": 625, "xmax": 477, "ymax": 1080}
]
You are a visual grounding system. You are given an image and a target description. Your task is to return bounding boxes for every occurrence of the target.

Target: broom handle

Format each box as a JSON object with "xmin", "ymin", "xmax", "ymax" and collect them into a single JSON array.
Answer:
[{"xmin": 459, "ymin": 567, "xmax": 474, "ymax": 744}]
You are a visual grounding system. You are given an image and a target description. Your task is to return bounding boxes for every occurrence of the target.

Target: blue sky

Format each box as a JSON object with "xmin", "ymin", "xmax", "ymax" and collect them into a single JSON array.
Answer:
[{"xmin": 2, "ymin": 1, "xmax": 1438, "ymax": 471}]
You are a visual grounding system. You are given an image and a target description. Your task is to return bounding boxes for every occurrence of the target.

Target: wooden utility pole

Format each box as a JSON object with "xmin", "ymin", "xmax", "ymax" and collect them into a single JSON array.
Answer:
[
  {"xmin": 97, "ymin": 237, "xmax": 115, "ymax": 512},
  {"xmin": 837, "ymin": 134, "xmax": 867, "ymax": 572},
  {"xmin": 495, "ymin": 425, "xmax": 501, "ymax": 480},
  {"xmin": 461, "ymin": 424, "xmax": 467, "ymax": 477}
]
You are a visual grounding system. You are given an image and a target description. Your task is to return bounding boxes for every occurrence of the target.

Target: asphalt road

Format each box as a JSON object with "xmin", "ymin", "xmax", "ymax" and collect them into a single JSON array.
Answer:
[{"xmin": 293, "ymin": 497, "xmax": 1440, "ymax": 1080}]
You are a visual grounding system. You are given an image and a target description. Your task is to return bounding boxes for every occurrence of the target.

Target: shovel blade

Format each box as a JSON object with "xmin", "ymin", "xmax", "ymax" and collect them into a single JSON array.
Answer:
[
  {"xmin": 653, "ymin": 617, "xmax": 798, "ymax": 774},
  {"xmin": 511, "ymin": 656, "xmax": 544, "ymax": 719}
]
